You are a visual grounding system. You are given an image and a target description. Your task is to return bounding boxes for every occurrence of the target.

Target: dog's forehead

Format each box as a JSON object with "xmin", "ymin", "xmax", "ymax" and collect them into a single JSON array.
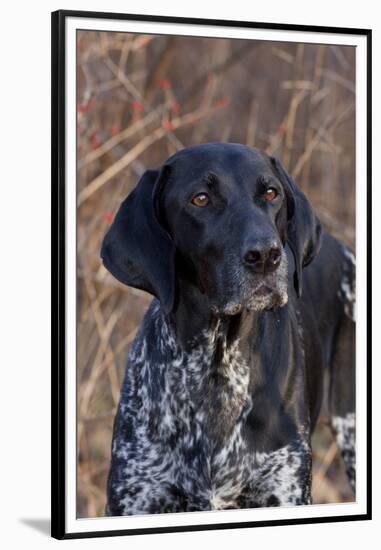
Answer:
[{"xmin": 165, "ymin": 143, "xmax": 272, "ymax": 181}]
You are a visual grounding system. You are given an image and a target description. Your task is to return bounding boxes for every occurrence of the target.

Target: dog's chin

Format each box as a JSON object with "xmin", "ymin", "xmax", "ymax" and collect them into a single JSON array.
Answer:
[
  {"xmin": 246, "ymin": 286, "xmax": 289, "ymax": 312},
  {"xmin": 210, "ymin": 286, "xmax": 288, "ymax": 317}
]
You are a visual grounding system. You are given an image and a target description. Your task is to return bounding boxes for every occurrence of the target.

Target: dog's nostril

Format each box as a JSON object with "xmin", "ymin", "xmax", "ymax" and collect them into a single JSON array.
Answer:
[
  {"xmin": 268, "ymin": 247, "xmax": 281, "ymax": 265},
  {"xmin": 244, "ymin": 245, "xmax": 282, "ymax": 273},
  {"xmin": 244, "ymin": 250, "xmax": 262, "ymax": 264}
]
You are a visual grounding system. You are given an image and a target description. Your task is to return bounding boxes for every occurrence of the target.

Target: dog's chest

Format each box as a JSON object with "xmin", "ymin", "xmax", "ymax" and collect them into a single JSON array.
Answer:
[
  {"xmin": 123, "ymin": 320, "xmax": 255, "ymax": 510},
  {"xmin": 172, "ymin": 390, "xmax": 253, "ymax": 510}
]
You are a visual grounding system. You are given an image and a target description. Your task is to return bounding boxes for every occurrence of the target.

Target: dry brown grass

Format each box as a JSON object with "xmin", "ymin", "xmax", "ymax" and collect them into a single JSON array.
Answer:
[{"xmin": 76, "ymin": 30, "xmax": 355, "ymax": 518}]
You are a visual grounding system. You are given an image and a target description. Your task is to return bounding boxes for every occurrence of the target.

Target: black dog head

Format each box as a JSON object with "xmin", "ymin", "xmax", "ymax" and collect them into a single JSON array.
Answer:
[{"xmin": 101, "ymin": 143, "xmax": 321, "ymax": 315}]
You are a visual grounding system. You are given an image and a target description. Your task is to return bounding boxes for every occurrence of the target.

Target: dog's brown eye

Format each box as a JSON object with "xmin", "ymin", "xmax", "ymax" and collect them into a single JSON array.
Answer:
[
  {"xmin": 264, "ymin": 188, "xmax": 278, "ymax": 201},
  {"xmin": 191, "ymin": 193, "xmax": 209, "ymax": 207}
]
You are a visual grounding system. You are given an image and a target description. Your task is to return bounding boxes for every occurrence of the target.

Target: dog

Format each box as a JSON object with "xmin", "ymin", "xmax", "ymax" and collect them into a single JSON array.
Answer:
[{"xmin": 101, "ymin": 142, "xmax": 355, "ymax": 515}]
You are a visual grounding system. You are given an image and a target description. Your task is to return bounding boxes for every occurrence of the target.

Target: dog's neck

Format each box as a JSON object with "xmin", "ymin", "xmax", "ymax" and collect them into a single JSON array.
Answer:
[
  {"xmin": 168, "ymin": 277, "xmax": 257, "ymax": 354},
  {"xmin": 149, "ymin": 278, "xmax": 256, "ymax": 441}
]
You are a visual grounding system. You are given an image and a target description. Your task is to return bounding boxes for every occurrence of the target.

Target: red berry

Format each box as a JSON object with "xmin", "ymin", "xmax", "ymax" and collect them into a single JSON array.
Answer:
[
  {"xmin": 216, "ymin": 97, "xmax": 231, "ymax": 109},
  {"xmin": 162, "ymin": 120, "xmax": 175, "ymax": 131},
  {"xmin": 102, "ymin": 213, "xmax": 114, "ymax": 224},
  {"xmin": 132, "ymin": 101, "xmax": 144, "ymax": 112},
  {"xmin": 170, "ymin": 101, "xmax": 180, "ymax": 114},
  {"xmin": 159, "ymin": 79, "xmax": 171, "ymax": 90},
  {"xmin": 139, "ymin": 36, "xmax": 152, "ymax": 47},
  {"xmin": 90, "ymin": 132, "xmax": 101, "ymax": 149}
]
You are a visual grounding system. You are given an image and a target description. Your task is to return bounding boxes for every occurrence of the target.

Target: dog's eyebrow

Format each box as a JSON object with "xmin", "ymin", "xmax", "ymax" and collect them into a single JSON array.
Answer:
[
  {"xmin": 203, "ymin": 172, "xmax": 219, "ymax": 188},
  {"xmin": 201, "ymin": 172, "xmax": 228, "ymax": 205},
  {"xmin": 256, "ymin": 174, "xmax": 280, "ymax": 189}
]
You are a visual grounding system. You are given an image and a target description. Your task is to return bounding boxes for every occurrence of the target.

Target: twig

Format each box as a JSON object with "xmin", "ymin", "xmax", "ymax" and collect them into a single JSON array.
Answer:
[
  {"xmin": 78, "ymin": 105, "xmax": 223, "ymax": 206},
  {"xmin": 292, "ymin": 102, "xmax": 355, "ymax": 179},
  {"xmin": 246, "ymin": 99, "xmax": 259, "ymax": 147},
  {"xmin": 314, "ymin": 441, "xmax": 338, "ymax": 482},
  {"xmin": 104, "ymin": 56, "xmax": 143, "ymax": 102},
  {"xmin": 78, "ymin": 104, "xmax": 169, "ymax": 169},
  {"xmin": 317, "ymin": 68, "xmax": 356, "ymax": 93},
  {"xmin": 79, "ymin": 278, "xmax": 121, "ymax": 413}
]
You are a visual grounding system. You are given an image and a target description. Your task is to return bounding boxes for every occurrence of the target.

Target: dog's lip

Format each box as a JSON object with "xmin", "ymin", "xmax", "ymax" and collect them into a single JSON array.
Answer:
[
  {"xmin": 210, "ymin": 303, "xmax": 242, "ymax": 316},
  {"xmin": 254, "ymin": 284, "xmax": 273, "ymax": 296}
]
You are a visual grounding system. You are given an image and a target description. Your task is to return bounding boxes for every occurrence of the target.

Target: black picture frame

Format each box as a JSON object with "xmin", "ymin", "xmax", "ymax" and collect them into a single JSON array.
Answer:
[{"xmin": 51, "ymin": 9, "xmax": 372, "ymax": 540}]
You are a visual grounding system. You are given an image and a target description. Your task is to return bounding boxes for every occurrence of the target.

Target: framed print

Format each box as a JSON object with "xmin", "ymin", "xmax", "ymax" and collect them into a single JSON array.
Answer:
[{"xmin": 51, "ymin": 9, "xmax": 372, "ymax": 540}]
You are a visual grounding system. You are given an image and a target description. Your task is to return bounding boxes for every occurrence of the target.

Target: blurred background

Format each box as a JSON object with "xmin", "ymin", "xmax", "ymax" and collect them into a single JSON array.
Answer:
[{"xmin": 76, "ymin": 30, "xmax": 355, "ymax": 518}]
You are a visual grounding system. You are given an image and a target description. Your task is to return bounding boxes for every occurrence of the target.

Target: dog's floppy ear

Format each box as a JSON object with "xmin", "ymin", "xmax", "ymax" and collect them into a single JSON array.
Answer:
[
  {"xmin": 270, "ymin": 156, "xmax": 322, "ymax": 297},
  {"xmin": 101, "ymin": 167, "xmax": 176, "ymax": 314}
]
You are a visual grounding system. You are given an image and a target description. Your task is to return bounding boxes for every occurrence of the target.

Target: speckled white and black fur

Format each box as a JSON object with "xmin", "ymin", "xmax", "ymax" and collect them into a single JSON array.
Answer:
[
  {"xmin": 107, "ymin": 299, "xmax": 312, "ymax": 515},
  {"xmin": 331, "ymin": 246, "xmax": 356, "ymax": 494},
  {"xmin": 338, "ymin": 246, "xmax": 356, "ymax": 322},
  {"xmin": 332, "ymin": 413, "xmax": 355, "ymax": 492}
]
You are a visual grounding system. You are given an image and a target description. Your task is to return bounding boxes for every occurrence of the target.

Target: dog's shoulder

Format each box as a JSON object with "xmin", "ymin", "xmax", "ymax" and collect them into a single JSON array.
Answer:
[{"xmin": 300, "ymin": 231, "xmax": 355, "ymax": 320}]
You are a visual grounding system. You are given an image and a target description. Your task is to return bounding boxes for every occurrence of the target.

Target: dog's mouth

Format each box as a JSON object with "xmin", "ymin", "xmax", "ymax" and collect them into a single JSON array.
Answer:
[
  {"xmin": 253, "ymin": 283, "xmax": 273, "ymax": 297},
  {"xmin": 210, "ymin": 283, "xmax": 287, "ymax": 317},
  {"xmin": 209, "ymin": 271, "xmax": 289, "ymax": 317}
]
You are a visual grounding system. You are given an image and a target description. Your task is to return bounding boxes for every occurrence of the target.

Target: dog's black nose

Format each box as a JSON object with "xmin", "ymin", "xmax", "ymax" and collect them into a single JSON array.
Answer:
[{"xmin": 243, "ymin": 245, "xmax": 281, "ymax": 274}]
